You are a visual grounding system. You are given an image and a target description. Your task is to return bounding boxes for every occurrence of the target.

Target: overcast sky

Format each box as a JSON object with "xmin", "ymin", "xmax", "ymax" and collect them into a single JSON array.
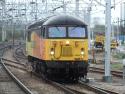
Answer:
[{"xmin": 91, "ymin": 0, "xmax": 125, "ymax": 24}]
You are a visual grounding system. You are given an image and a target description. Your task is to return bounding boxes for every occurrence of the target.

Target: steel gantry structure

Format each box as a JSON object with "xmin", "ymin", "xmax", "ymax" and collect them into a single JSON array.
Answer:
[{"xmin": 0, "ymin": 0, "xmax": 104, "ymax": 41}]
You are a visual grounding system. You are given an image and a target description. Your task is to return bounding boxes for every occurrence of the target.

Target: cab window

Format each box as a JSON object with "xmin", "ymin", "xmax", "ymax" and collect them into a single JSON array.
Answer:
[
  {"xmin": 48, "ymin": 27, "xmax": 66, "ymax": 38},
  {"xmin": 68, "ymin": 27, "xmax": 86, "ymax": 38}
]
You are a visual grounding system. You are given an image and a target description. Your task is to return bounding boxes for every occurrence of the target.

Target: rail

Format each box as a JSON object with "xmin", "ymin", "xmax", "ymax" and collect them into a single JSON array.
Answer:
[
  {"xmin": 1, "ymin": 58, "xmax": 32, "ymax": 94},
  {"xmin": 0, "ymin": 43, "xmax": 32, "ymax": 94},
  {"xmin": 89, "ymin": 67, "xmax": 123, "ymax": 78},
  {"xmin": 79, "ymin": 80, "xmax": 119, "ymax": 94}
]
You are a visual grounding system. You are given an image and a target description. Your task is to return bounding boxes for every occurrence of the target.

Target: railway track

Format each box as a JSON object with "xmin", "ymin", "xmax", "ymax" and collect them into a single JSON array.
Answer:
[
  {"xmin": 13, "ymin": 45, "xmax": 27, "ymax": 66},
  {"xmin": 2, "ymin": 58, "xmax": 26, "ymax": 66},
  {"xmin": 0, "ymin": 59, "xmax": 32, "ymax": 94},
  {"xmin": 3, "ymin": 58, "xmax": 117, "ymax": 94},
  {"xmin": 11, "ymin": 46, "xmax": 120, "ymax": 94},
  {"xmin": 3, "ymin": 61, "xmax": 120, "ymax": 94},
  {"xmin": 89, "ymin": 67, "xmax": 123, "ymax": 78},
  {"xmin": 2, "ymin": 59, "xmax": 26, "ymax": 71},
  {"xmin": 38, "ymin": 74, "xmax": 119, "ymax": 94},
  {"xmin": 0, "ymin": 43, "xmax": 33, "ymax": 94},
  {"xmin": 15, "ymin": 45, "xmax": 26, "ymax": 58},
  {"xmin": 15, "ymin": 48, "xmax": 26, "ymax": 59},
  {"xmin": 2, "ymin": 58, "xmax": 65, "ymax": 94},
  {"xmin": 78, "ymin": 80, "xmax": 119, "ymax": 94}
]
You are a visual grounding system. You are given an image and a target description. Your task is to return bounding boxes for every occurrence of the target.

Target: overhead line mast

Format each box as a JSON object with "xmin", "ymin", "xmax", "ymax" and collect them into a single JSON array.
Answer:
[
  {"xmin": 87, "ymin": 0, "xmax": 93, "ymax": 50},
  {"xmin": 103, "ymin": 0, "xmax": 112, "ymax": 82},
  {"xmin": 92, "ymin": 0, "xmax": 112, "ymax": 82}
]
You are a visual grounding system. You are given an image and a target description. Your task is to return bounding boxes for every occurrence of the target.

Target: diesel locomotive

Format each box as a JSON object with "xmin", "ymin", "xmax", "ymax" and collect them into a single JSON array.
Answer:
[{"xmin": 26, "ymin": 15, "xmax": 89, "ymax": 81}]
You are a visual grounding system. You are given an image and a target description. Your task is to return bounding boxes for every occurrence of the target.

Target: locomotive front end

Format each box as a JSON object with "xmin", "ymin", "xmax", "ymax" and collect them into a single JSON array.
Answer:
[{"xmin": 44, "ymin": 26, "xmax": 89, "ymax": 79}]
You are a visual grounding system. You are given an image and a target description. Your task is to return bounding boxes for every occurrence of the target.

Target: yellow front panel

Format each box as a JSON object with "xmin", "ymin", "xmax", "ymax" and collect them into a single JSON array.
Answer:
[
  {"xmin": 44, "ymin": 39, "xmax": 88, "ymax": 61},
  {"xmin": 62, "ymin": 46, "xmax": 72, "ymax": 57}
]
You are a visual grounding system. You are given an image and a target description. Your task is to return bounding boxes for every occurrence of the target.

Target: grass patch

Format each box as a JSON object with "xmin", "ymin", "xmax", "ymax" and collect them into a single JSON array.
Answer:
[
  {"xmin": 113, "ymin": 53, "xmax": 125, "ymax": 59},
  {"xmin": 111, "ymin": 63, "xmax": 123, "ymax": 70}
]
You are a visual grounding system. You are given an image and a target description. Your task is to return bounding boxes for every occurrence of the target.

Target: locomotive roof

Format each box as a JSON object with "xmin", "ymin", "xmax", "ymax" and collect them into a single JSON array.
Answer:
[
  {"xmin": 28, "ymin": 20, "xmax": 46, "ymax": 29},
  {"xmin": 43, "ymin": 15, "xmax": 87, "ymax": 26},
  {"xmin": 28, "ymin": 15, "xmax": 87, "ymax": 29}
]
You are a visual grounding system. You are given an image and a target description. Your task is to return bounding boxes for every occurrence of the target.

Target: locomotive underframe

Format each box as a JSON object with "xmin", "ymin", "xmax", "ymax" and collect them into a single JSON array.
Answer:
[{"xmin": 28, "ymin": 56, "xmax": 89, "ymax": 81}]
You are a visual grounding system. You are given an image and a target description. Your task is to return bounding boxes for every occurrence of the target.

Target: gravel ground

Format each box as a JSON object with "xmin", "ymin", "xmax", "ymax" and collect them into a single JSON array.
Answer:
[
  {"xmin": 3, "ymin": 49, "xmax": 16, "ymax": 61},
  {"xmin": 88, "ymin": 72, "xmax": 125, "ymax": 94}
]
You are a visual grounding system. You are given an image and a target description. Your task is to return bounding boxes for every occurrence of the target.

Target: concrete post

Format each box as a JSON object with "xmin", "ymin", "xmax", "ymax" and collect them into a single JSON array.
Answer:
[
  {"xmin": 123, "ymin": 59, "xmax": 125, "ymax": 79},
  {"xmin": 103, "ymin": 0, "xmax": 112, "ymax": 82}
]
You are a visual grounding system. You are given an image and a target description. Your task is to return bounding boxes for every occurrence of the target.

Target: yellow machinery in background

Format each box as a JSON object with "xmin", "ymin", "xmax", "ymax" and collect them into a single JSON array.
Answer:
[
  {"xmin": 111, "ymin": 39, "xmax": 118, "ymax": 49},
  {"xmin": 94, "ymin": 35, "xmax": 118, "ymax": 50},
  {"xmin": 94, "ymin": 35, "xmax": 105, "ymax": 49}
]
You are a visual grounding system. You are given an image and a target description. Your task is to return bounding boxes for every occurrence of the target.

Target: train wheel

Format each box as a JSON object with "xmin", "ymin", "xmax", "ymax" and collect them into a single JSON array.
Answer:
[
  {"xmin": 40, "ymin": 62, "xmax": 48, "ymax": 78},
  {"xmin": 31, "ymin": 62, "xmax": 36, "ymax": 72},
  {"xmin": 83, "ymin": 75, "xmax": 89, "ymax": 83},
  {"xmin": 66, "ymin": 75, "xmax": 78, "ymax": 83},
  {"xmin": 72, "ymin": 76, "xmax": 79, "ymax": 83},
  {"xmin": 35, "ymin": 63, "xmax": 39, "ymax": 73}
]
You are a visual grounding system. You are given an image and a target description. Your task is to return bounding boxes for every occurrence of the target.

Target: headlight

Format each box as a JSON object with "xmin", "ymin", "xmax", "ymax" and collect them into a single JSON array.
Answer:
[
  {"xmin": 81, "ymin": 51, "xmax": 84, "ymax": 55},
  {"xmin": 50, "ymin": 51, "xmax": 54, "ymax": 55},
  {"xmin": 50, "ymin": 48, "xmax": 54, "ymax": 55},
  {"xmin": 66, "ymin": 41, "xmax": 70, "ymax": 45},
  {"xmin": 81, "ymin": 48, "xmax": 84, "ymax": 55}
]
